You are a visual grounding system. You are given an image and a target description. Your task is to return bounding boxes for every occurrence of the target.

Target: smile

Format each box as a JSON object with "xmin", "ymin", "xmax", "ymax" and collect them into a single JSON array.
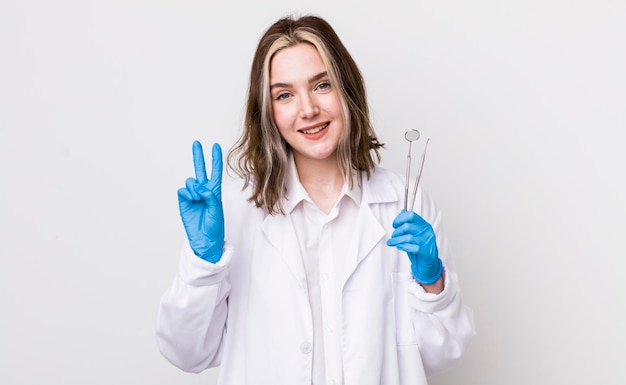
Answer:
[{"xmin": 300, "ymin": 123, "xmax": 328, "ymax": 135}]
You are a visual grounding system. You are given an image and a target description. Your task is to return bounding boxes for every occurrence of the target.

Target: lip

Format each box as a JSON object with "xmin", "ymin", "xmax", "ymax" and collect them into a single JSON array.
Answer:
[{"xmin": 298, "ymin": 123, "xmax": 329, "ymax": 138}]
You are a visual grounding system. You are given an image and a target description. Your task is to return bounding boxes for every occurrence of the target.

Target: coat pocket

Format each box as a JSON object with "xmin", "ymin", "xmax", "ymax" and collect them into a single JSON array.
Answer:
[
  {"xmin": 391, "ymin": 271, "xmax": 418, "ymax": 346},
  {"xmin": 392, "ymin": 272, "xmax": 429, "ymax": 384}
]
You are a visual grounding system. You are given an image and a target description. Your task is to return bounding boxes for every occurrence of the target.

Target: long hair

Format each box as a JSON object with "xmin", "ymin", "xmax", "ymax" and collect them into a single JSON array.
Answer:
[{"xmin": 227, "ymin": 14, "xmax": 384, "ymax": 215}]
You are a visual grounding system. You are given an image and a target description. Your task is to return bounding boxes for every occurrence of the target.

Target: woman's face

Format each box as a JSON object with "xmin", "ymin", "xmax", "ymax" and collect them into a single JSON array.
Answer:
[{"xmin": 269, "ymin": 43, "xmax": 344, "ymax": 164}]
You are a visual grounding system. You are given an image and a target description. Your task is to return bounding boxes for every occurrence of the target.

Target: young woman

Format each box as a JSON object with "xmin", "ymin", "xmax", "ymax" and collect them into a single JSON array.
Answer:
[{"xmin": 156, "ymin": 14, "xmax": 475, "ymax": 385}]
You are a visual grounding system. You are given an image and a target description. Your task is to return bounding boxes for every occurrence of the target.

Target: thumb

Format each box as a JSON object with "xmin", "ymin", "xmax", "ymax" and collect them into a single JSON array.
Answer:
[{"xmin": 195, "ymin": 182, "xmax": 221, "ymax": 206}]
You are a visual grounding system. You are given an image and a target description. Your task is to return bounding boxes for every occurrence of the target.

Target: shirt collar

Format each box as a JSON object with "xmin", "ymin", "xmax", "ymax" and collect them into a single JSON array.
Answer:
[{"xmin": 284, "ymin": 154, "xmax": 362, "ymax": 214}]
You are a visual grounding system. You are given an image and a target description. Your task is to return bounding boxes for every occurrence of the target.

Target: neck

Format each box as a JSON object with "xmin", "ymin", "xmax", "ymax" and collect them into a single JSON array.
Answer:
[{"xmin": 293, "ymin": 153, "xmax": 345, "ymax": 213}]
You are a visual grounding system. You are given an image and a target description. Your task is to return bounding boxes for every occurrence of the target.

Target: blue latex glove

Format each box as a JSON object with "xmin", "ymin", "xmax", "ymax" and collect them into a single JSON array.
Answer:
[
  {"xmin": 177, "ymin": 141, "xmax": 224, "ymax": 263},
  {"xmin": 386, "ymin": 210, "xmax": 443, "ymax": 285}
]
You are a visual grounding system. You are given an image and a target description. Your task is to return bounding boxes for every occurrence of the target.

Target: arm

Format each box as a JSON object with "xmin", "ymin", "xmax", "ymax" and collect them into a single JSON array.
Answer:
[
  {"xmin": 388, "ymin": 188, "xmax": 476, "ymax": 375},
  {"xmin": 406, "ymin": 266, "xmax": 475, "ymax": 376},
  {"xmin": 156, "ymin": 243, "xmax": 232, "ymax": 372},
  {"xmin": 156, "ymin": 140, "xmax": 230, "ymax": 372}
]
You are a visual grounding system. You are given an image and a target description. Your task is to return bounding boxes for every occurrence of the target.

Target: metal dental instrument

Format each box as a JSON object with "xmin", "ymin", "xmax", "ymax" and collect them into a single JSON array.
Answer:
[
  {"xmin": 403, "ymin": 129, "xmax": 420, "ymax": 211},
  {"xmin": 409, "ymin": 138, "xmax": 430, "ymax": 211},
  {"xmin": 403, "ymin": 129, "xmax": 430, "ymax": 212}
]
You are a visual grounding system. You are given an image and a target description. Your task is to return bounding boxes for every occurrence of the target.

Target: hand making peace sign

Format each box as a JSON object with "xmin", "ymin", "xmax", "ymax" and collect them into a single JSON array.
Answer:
[{"xmin": 177, "ymin": 141, "xmax": 224, "ymax": 263}]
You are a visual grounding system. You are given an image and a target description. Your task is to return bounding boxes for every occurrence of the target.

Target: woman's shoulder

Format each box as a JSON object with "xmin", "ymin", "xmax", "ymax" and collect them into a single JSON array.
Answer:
[
  {"xmin": 222, "ymin": 176, "xmax": 252, "ymax": 206},
  {"xmin": 356, "ymin": 165, "xmax": 405, "ymax": 205},
  {"xmin": 369, "ymin": 165, "xmax": 405, "ymax": 189},
  {"xmin": 222, "ymin": 176, "xmax": 272, "ymax": 217},
  {"xmin": 222, "ymin": 175, "xmax": 246, "ymax": 193}
]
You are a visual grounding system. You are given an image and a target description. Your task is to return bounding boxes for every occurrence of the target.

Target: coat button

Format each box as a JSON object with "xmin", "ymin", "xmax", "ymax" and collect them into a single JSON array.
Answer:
[{"xmin": 300, "ymin": 341, "xmax": 312, "ymax": 354}]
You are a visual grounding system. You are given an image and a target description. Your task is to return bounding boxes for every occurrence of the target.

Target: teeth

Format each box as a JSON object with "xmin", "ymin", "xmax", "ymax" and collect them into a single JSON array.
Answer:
[{"xmin": 302, "ymin": 124, "xmax": 328, "ymax": 134}]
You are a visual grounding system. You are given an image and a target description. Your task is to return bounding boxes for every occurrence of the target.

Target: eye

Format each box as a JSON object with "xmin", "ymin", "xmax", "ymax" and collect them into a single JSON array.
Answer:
[
  {"xmin": 275, "ymin": 91, "xmax": 292, "ymax": 101},
  {"xmin": 316, "ymin": 82, "xmax": 331, "ymax": 91}
]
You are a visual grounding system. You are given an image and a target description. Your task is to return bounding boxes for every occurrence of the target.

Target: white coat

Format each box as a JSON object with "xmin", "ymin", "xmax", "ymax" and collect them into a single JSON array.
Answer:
[{"xmin": 156, "ymin": 165, "xmax": 475, "ymax": 385}]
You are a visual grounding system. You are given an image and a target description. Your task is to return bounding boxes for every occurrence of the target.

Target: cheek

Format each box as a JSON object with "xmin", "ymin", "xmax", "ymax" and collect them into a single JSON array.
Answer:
[
  {"xmin": 272, "ymin": 105, "xmax": 293, "ymax": 133},
  {"xmin": 323, "ymin": 94, "xmax": 343, "ymax": 118}
]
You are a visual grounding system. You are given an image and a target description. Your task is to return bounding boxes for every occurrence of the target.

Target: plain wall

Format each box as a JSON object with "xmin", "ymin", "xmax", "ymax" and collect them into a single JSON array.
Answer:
[{"xmin": 1, "ymin": 0, "xmax": 625, "ymax": 384}]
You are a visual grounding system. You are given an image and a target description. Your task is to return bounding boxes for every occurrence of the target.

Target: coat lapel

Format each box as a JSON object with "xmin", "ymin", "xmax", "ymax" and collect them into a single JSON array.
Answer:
[
  {"xmin": 259, "ymin": 165, "xmax": 400, "ymax": 292},
  {"xmin": 261, "ymin": 211, "xmax": 307, "ymax": 291},
  {"xmin": 340, "ymin": 203, "xmax": 386, "ymax": 288},
  {"xmin": 341, "ymin": 166, "xmax": 399, "ymax": 288}
]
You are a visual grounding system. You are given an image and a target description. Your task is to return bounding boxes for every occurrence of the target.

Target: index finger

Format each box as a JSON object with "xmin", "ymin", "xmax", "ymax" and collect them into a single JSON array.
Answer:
[
  {"xmin": 391, "ymin": 210, "xmax": 424, "ymax": 228},
  {"xmin": 192, "ymin": 140, "xmax": 208, "ymax": 184}
]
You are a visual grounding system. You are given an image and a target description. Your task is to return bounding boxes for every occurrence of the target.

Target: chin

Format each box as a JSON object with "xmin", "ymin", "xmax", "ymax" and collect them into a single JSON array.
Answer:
[{"xmin": 310, "ymin": 149, "xmax": 338, "ymax": 161}]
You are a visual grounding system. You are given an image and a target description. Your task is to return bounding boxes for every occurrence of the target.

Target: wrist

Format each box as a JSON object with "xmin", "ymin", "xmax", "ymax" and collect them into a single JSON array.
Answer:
[
  {"xmin": 190, "ymin": 240, "xmax": 224, "ymax": 264},
  {"xmin": 419, "ymin": 270, "xmax": 445, "ymax": 294},
  {"xmin": 410, "ymin": 257, "xmax": 443, "ymax": 285}
]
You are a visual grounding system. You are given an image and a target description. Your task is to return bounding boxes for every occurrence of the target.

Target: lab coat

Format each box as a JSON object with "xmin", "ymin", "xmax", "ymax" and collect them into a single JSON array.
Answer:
[{"xmin": 156, "ymin": 165, "xmax": 475, "ymax": 385}]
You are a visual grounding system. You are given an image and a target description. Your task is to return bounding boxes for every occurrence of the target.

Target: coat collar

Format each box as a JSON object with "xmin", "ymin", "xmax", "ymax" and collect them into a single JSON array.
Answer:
[
  {"xmin": 261, "ymin": 162, "xmax": 399, "ymax": 290},
  {"xmin": 283, "ymin": 154, "xmax": 364, "ymax": 214}
]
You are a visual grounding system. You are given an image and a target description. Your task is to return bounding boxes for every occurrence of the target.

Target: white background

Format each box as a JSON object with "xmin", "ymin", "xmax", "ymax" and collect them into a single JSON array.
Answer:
[{"xmin": 1, "ymin": 1, "xmax": 625, "ymax": 384}]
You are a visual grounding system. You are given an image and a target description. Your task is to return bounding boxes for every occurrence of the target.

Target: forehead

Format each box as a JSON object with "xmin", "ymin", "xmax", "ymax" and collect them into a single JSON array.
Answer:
[{"xmin": 269, "ymin": 43, "xmax": 326, "ymax": 82}]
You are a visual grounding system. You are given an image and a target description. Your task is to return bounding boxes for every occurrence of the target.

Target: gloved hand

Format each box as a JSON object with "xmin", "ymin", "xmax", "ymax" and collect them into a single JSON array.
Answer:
[
  {"xmin": 386, "ymin": 210, "xmax": 443, "ymax": 285},
  {"xmin": 177, "ymin": 140, "xmax": 224, "ymax": 263}
]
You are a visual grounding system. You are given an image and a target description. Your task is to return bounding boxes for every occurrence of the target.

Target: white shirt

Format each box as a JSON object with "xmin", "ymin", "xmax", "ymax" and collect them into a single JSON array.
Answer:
[{"xmin": 285, "ymin": 159, "xmax": 361, "ymax": 385}]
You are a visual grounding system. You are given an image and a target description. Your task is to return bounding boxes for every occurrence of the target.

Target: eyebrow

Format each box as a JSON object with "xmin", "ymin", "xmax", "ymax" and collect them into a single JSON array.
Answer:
[{"xmin": 270, "ymin": 71, "xmax": 328, "ymax": 91}]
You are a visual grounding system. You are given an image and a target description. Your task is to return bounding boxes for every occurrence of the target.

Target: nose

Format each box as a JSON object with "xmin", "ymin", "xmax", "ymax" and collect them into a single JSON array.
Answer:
[{"xmin": 299, "ymin": 93, "xmax": 319, "ymax": 119}]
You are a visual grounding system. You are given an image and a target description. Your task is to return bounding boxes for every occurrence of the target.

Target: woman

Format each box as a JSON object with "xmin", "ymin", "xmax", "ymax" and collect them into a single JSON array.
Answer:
[{"xmin": 156, "ymin": 14, "xmax": 475, "ymax": 385}]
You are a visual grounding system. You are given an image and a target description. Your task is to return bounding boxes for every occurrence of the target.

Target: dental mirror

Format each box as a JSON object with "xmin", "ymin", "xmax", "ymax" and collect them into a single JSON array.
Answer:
[
  {"xmin": 404, "ymin": 129, "xmax": 420, "ymax": 142},
  {"xmin": 403, "ymin": 129, "xmax": 421, "ymax": 210}
]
